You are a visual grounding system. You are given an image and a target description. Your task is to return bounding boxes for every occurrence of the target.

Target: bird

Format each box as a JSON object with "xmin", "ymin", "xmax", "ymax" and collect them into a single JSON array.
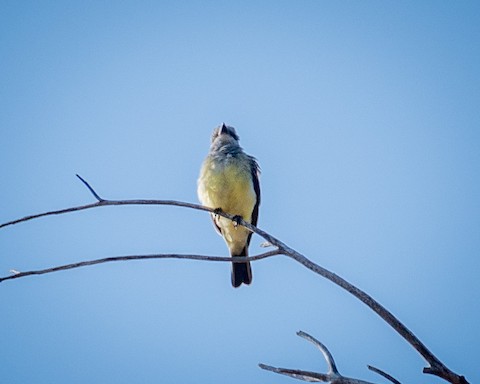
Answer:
[{"xmin": 197, "ymin": 123, "xmax": 261, "ymax": 287}]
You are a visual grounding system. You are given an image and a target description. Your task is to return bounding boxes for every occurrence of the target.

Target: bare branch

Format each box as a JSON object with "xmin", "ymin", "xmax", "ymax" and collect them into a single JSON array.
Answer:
[
  {"xmin": 276, "ymin": 252, "xmax": 468, "ymax": 384},
  {"xmin": 367, "ymin": 366, "xmax": 401, "ymax": 384},
  {"xmin": 0, "ymin": 176, "xmax": 468, "ymax": 384},
  {"xmin": 0, "ymin": 199, "xmax": 216, "ymax": 230},
  {"xmin": 0, "ymin": 174, "xmax": 217, "ymax": 230},
  {"xmin": 260, "ymin": 332, "xmax": 375, "ymax": 384},
  {"xmin": 0, "ymin": 250, "xmax": 282, "ymax": 283}
]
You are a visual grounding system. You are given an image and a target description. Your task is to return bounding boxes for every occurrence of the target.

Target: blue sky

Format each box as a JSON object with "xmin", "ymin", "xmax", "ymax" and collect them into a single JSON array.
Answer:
[{"xmin": 1, "ymin": 1, "xmax": 479, "ymax": 383}]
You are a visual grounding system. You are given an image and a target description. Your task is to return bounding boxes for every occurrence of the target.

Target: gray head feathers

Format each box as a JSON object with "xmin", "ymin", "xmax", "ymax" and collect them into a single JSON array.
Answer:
[{"xmin": 211, "ymin": 123, "xmax": 240, "ymax": 143}]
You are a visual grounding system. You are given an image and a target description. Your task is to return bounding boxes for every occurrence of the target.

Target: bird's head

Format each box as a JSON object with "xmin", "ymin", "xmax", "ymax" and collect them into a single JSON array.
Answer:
[
  {"xmin": 211, "ymin": 123, "xmax": 239, "ymax": 141},
  {"xmin": 210, "ymin": 123, "xmax": 241, "ymax": 152}
]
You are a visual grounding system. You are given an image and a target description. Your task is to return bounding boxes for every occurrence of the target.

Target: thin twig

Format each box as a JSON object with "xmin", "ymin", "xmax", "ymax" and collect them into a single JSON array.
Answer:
[
  {"xmin": 0, "ymin": 250, "xmax": 282, "ymax": 283},
  {"xmin": 297, "ymin": 331, "xmax": 338, "ymax": 375},
  {"xmin": 0, "ymin": 175, "xmax": 468, "ymax": 384},
  {"xmin": 367, "ymin": 365, "xmax": 401, "ymax": 384}
]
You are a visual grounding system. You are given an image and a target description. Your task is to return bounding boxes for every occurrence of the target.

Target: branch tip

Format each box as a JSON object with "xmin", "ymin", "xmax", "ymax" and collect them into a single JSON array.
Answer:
[
  {"xmin": 368, "ymin": 365, "xmax": 401, "ymax": 384},
  {"xmin": 258, "ymin": 363, "xmax": 273, "ymax": 371}
]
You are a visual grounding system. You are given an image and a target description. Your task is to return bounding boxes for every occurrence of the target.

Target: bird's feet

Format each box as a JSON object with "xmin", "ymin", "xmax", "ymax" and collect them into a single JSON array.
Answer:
[{"xmin": 232, "ymin": 215, "xmax": 243, "ymax": 229}]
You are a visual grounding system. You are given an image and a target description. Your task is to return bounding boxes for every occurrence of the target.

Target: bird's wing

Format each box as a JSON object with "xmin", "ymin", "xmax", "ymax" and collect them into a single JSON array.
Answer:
[{"xmin": 247, "ymin": 160, "xmax": 261, "ymax": 246}]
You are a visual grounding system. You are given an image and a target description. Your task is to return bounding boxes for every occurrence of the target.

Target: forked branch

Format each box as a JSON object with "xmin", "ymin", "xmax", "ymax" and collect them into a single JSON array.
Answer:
[
  {"xmin": 259, "ymin": 331, "xmax": 379, "ymax": 384},
  {"xmin": 0, "ymin": 176, "xmax": 468, "ymax": 384}
]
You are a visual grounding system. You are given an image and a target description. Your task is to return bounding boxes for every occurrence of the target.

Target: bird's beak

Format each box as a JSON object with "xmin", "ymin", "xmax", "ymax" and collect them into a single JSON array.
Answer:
[{"xmin": 220, "ymin": 123, "xmax": 228, "ymax": 135}]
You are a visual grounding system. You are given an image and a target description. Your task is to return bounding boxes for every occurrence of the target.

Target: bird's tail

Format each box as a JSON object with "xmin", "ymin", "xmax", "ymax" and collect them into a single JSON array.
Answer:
[{"xmin": 231, "ymin": 246, "xmax": 252, "ymax": 288}]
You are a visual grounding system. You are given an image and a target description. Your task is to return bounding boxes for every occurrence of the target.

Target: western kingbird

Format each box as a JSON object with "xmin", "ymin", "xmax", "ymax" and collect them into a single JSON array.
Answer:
[{"xmin": 198, "ymin": 124, "xmax": 261, "ymax": 287}]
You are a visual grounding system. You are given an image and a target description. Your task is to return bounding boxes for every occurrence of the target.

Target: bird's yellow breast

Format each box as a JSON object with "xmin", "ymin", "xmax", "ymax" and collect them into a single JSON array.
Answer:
[{"xmin": 198, "ymin": 157, "xmax": 256, "ymax": 222}]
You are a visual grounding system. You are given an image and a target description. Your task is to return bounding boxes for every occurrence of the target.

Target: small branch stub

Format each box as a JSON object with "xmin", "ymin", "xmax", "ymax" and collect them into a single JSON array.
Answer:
[{"xmin": 76, "ymin": 174, "xmax": 104, "ymax": 201}]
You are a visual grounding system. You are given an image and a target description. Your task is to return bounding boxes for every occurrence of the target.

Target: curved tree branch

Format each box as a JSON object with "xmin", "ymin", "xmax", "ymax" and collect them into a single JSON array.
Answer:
[
  {"xmin": 296, "ymin": 331, "xmax": 338, "ymax": 375},
  {"xmin": 0, "ymin": 176, "xmax": 468, "ymax": 384}
]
